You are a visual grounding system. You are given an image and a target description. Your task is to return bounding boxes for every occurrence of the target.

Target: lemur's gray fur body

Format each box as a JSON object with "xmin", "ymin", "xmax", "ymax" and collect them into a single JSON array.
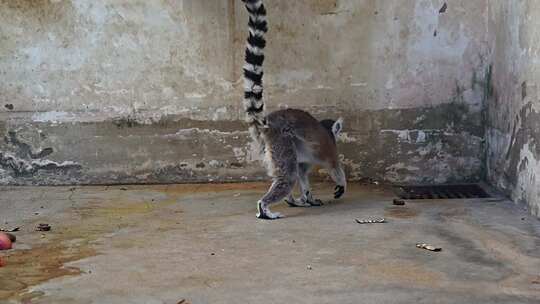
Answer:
[{"xmin": 242, "ymin": 0, "xmax": 346, "ymax": 220}]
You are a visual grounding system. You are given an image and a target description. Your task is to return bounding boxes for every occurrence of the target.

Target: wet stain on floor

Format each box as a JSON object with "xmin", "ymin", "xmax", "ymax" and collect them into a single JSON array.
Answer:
[
  {"xmin": 0, "ymin": 183, "xmax": 269, "ymax": 302},
  {"xmin": 0, "ymin": 208, "xmax": 108, "ymax": 302},
  {"xmin": 365, "ymin": 260, "xmax": 443, "ymax": 288},
  {"xmin": 384, "ymin": 206, "xmax": 419, "ymax": 218},
  {"xmin": 0, "ymin": 238, "xmax": 96, "ymax": 301},
  {"xmin": 0, "ymin": 196, "xmax": 153, "ymax": 300}
]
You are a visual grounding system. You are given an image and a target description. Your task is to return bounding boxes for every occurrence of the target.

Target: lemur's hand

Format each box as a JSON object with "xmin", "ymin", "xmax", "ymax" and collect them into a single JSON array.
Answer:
[{"xmin": 334, "ymin": 185, "xmax": 345, "ymax": 199}]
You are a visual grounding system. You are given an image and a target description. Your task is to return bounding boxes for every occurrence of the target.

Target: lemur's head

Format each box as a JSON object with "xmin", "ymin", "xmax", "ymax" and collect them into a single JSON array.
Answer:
[{"xmin": 320, "ymin": 118, "xmax": 343, "ymax": 143}]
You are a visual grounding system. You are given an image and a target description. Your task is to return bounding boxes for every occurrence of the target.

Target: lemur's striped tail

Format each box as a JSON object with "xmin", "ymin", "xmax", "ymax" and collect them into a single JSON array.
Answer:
[{"xmin": 242, "ymin": 0, "xmax": 267, "ymax": 126}]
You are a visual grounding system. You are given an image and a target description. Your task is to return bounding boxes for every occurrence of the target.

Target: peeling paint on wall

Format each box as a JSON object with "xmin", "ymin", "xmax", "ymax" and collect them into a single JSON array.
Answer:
[
  {"xmin": 0, "ymin": 151, "xmax": 80, "ymax": 176},
  {"xmin": 487, "ymin": 0, "xmax": 540, "ymax": 217},
  {"xmin": 0, "ymin": 0, "xmax": 489, "ymax": 186},
  {"xmin": 0, "ymin": 131, "xmax": 81, "ymax": 181}
]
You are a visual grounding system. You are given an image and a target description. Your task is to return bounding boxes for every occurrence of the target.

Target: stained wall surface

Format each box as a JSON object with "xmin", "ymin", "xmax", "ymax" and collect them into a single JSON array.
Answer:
[
  {"xmin": 0, "ymin": 0, "xmax": 489, "ymax": 185},
  {"xmin": 487, "ymin": 0, "xmax": 540, "ymax": 217}
]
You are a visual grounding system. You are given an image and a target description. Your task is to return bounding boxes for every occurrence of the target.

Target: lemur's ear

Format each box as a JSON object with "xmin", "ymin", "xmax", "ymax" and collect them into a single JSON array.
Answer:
[{"xmin": 332, "ymin": 118, "xmax": 343, "ymax": 137}]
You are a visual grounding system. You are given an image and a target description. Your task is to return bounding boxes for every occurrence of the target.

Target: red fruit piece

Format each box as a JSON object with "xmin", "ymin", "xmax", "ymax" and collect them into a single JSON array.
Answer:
[{"xmin": 0, "ymin": 232, "xmax": 13, "ymax": 250}]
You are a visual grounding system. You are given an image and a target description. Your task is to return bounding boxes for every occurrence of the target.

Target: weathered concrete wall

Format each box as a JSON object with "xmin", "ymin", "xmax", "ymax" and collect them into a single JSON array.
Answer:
[
  {"xmin": 0, "ymin": 0, "xmax": 489, "ymax": 185},
  {"xmin": 486, "ymin": 1, "xmax": 540, "ymax": 217}
]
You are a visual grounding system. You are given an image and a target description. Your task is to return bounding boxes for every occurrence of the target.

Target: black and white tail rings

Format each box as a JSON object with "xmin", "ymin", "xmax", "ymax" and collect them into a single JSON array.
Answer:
[{"xmin": 243, "ymin": 0, "xmax": 267, "ymax": 126}]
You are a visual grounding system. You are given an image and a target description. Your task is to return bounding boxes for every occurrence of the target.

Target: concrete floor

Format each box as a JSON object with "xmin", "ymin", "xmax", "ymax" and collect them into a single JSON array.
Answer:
[{"xmin": 0, "ymin": 183, "xmax": 539, "ymax": 304}]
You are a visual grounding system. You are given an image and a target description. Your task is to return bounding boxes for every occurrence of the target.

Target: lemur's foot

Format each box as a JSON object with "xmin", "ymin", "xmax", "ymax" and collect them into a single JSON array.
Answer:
[
  {"xmin": 307, "ymin": 198, "xmax": 324, "ymax": 206},
  {"xmin": 256, "ymin": 201, "xmax": 284, "ymax": 220},
  {"xmin": 256, "ymin": 210, "xmax": 283, "ymax": 220},
  {"xmin": 334, "ymin": 186, "xmax": 345, "ymax": 199},
  {"xmin": 285, "ymin": 197, "xmax": 311, "ymax": 208},
  {"xmin": 285, "ymin": 197, "xmax": 323, "ymax": 207}
]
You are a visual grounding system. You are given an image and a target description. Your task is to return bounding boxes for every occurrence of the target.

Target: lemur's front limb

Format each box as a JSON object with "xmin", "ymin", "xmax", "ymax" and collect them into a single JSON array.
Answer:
[{"xmin": 330, "ymin": 165, "xmax": 346, "ymax": 199}]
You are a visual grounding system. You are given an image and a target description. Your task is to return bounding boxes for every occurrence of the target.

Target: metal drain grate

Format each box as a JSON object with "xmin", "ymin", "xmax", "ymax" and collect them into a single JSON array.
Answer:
[{"xmin": 395, "ymin": 184, "xmax": 490, "ymax": 200}]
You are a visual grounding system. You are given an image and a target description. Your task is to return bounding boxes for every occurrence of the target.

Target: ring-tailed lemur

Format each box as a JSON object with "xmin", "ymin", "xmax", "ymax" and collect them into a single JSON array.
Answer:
[{"xmin": 242, "ymin": 0, "xmax": 346, "ymax": 220}]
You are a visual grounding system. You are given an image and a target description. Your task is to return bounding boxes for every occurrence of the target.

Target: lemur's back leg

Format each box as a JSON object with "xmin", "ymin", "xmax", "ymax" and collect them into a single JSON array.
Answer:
[
  {"xmin": 257, "ymin": 137, "xmax": 297, "ymax": 220},
  {"xmin": 285, "ymin": 163, "xmax": 310, "ymax": 207},
  {"xmin": 329, "ymin": 164, "xmax": 347, "ymax": 199},
  {"xmin": 258, "ymin": 176, "xmax": 296, "ymax": 219},
  {"xmin": 285, "ymin": 163, "xmax": 323, "ymax": 207}
]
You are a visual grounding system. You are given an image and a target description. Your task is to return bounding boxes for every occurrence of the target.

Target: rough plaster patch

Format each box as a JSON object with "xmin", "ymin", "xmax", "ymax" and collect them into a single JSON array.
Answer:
[
  {"xmin": 31, "ymin": 111, "xmax": 76, "ymax": 123},
  {"xmin": 172, "ymin": 128, "xmax": 248, "ymax": 139},
  {"xmin": 211, "ymin": 107, "xmax": 229, "ymax": 121},
  {"xmin": 381, "ymin": 135, "xmax": 481, "ymax": 184},
  {"xmin": 232, "ymin": 147, "xmax": 247, "ymax": 162},
  {"xmin": 385, "ymin": 162, "xmax": 421, "ymax": 183},
  {"xmin": 247, "ymin": 141, "xmax": 264, "ymax": 163},
  {"xmin": 514, "ymin": 143, "xmax": 540, "ymax": 216},
  {"xmin": 410, "ymin": 0, "xmax": 469, "ymax": 60},
  {"xmin": 381, "ymin": 129, "xmax": 437, "ymax": 144},
  {"xmin": 0, "ymin": 151, "xmax": 81, "ymax": 176},
  {"xmin": 416, "ymin": 131, "xmax": 427, "ymax": 143},
  {"xmin": 487, "ymin": 129, "xmax": 512, "ymax": 191},
  {"xmin": 0, "ymin": 168, "xmax": 14, "ymax": 184},
  {"xmin": 337, "ymin": 132, "xmax": 358, "ymax": 143},
  {"xmin": 274, "ymin": 70, "xmax": 314, "ymax": 87},
  {"xmin": 208, "ymin": 160, "xmax": 222, "ymax": 168},
  {"xmin": 340, "ymin": 156, "xmax": 362, "ymax": 180},
  {"xmin": 416, "ymin": 141, "xmax": 444, "ymax": 157},
  {"xmin": 28, "ymin": 108, "xmax": 244, "ymax": 126},
  {"xmin": 184, "ymin": 93, "xmax": 207, "ymax": 99}
]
